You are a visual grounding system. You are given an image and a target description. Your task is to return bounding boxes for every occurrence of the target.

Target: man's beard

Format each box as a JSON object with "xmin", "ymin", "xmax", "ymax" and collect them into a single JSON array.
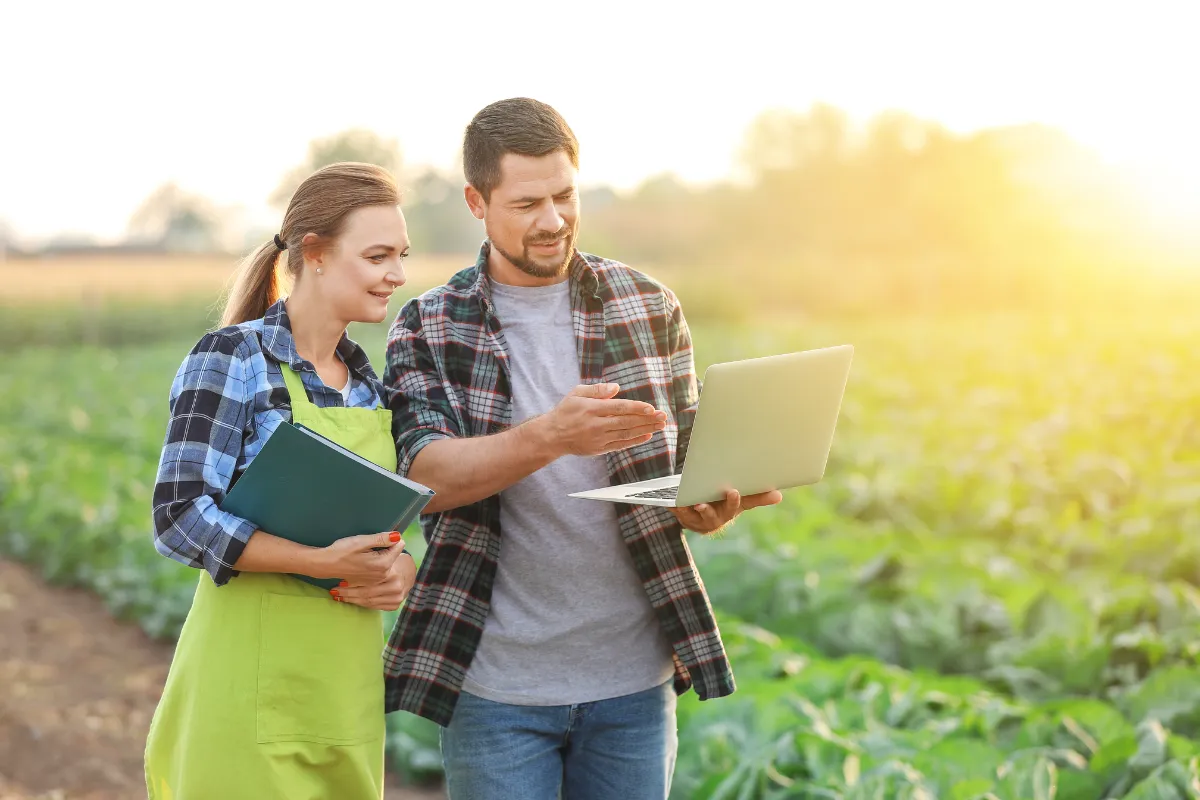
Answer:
[{"xmin": 492, "ymin": 226, "xmax": 575, "ymax": 279}]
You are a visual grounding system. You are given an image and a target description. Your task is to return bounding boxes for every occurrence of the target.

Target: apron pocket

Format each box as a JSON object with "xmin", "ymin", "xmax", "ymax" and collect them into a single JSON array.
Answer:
[{"xmin": 256, "ymin": 592, "xmax": 385, "ymax": 745}]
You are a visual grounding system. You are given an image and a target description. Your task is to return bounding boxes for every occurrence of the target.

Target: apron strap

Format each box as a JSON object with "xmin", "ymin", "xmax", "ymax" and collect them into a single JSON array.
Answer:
[{"xmin": 280, "ymin": 364, "xmax": 315, "ymax": 413}]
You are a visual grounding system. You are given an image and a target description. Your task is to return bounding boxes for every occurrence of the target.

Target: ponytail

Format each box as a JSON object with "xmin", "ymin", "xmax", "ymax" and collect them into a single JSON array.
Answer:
[{"xmin": 221, "ymin": 242, "xmax": 281, "ymax": 327}]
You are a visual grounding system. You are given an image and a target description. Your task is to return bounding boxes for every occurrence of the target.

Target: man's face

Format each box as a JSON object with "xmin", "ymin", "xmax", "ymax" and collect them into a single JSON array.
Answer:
[{"xmin": 469, "ymin": 150, "xmax": 580, "ymax": 280}]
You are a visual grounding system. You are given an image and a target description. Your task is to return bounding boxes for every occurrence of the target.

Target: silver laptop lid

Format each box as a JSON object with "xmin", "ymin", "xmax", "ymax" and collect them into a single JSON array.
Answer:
[{"xmin": 675, "ymin": 345, "xmax": 853, "ymax": 507}]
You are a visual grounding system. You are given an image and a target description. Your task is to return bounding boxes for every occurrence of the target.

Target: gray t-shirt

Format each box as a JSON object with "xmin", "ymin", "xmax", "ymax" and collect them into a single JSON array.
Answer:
[{"xmin": 460, "ymin": 279, "xmax": 675, "ymax": 706}]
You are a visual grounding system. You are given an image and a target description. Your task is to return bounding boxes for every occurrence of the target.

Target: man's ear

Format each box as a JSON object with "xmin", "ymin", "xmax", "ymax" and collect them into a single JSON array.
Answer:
[{"xmin": 464, "ymin": 184, "xmax": 486, "ymax": 221}]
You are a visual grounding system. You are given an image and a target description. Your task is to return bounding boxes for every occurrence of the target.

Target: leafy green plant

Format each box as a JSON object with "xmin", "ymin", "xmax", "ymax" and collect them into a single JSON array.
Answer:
[{"xmin": 5, "ymin": 307, "xmax": 1200, "ymax": 796}]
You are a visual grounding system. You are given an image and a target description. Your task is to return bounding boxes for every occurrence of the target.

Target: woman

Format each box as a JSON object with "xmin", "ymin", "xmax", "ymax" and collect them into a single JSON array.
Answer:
[{"xmin": 145, "ymin": 162, "xmax": 415, "ymax": 799}]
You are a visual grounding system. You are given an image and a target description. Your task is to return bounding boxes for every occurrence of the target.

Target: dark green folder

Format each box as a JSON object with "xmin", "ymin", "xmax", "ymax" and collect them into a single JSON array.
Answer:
[{"xmin": 221, "ymin": 421, "xmax": 434, "ymax": 590}]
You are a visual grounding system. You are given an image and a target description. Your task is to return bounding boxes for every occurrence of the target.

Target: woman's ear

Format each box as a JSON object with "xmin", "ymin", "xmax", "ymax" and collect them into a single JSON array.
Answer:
[{"xmin": 300, "ymin": 232, "xmax": 325, "ymax": 269}]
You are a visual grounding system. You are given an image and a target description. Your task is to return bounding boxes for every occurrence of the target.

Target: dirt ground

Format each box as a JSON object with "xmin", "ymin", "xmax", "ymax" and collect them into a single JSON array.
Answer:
[{"xmin": 0, "ymin": 559, "xmax": 443, "ymax": 800}]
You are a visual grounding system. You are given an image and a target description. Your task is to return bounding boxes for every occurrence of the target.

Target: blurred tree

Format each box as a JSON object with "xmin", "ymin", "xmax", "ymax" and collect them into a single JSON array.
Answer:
[
  {"xmin": 740, "ymin": 103, "xmax": 850, "ymax": 178},
  {"xmin": 632, "ymin": 173, "xmax": 690, "ymax": 203},
  {"xmin": 581, "ymin": 185, "xmax": 618, "ymax": 213},
  {"xmin": 403, "ymin": 168, "xmax": 483, "ymax": 254},
  {"xmin": 127, "ymin": 183, "xmax": 222, "ymax": 253},
  {"xmin": 582, "ymin": 172, "xmax": 725, "ymax": 266},
  {"xmin": 271, "ymin": 129, "xmax": 402, "ymax": 208},
  {"xmin": 248, "ymin": 110, "xmax": 1157, "ymax": 313},
  {"xmin": 0, "ymin": 218, "xmax": 12, "ymax": 259},
  {"xmin": 719, "ymin": 103, "xmax": 1105, "ymax": 310}
]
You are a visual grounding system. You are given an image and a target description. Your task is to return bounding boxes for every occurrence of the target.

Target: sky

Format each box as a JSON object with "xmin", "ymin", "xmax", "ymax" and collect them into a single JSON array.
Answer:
[{"xmin": 2, "ymin": 0, "xmax": 1197, "ymax": 243}]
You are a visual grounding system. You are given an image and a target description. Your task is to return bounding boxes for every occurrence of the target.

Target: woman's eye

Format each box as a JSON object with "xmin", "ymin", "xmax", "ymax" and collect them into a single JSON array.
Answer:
[{"xmin": 369, "ymin": 254, "xmax": 386, "ymax": 263}]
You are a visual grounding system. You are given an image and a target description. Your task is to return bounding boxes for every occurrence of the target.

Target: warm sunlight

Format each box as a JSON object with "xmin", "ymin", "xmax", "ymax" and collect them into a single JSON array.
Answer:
[
  {"xmin": 1094, "ymin": 119, "xmax": 1200, "ymax": 237},
  {"xmin": 5, "ymin": 3, "xmax": 1200, "ymax": 797},
  {"xmin": 1134, "ymin": 167, "xmax": 1200, "ymax": 229}
]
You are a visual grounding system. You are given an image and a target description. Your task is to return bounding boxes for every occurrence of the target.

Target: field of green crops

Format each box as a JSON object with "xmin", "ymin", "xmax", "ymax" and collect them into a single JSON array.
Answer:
[{"xmin": 3, "ymin": 296, "xmax": 1199, "ymax": 799}]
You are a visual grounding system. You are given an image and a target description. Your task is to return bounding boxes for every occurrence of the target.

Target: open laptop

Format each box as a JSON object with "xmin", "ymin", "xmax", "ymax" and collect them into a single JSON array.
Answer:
[{"xmin": 568, "ymin": 344, "xmax": 853, "ymax": 507}]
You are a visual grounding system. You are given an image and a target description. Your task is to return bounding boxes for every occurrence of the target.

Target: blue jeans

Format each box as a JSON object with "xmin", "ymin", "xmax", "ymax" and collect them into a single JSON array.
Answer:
[{"xmin": 439, "ymin": 681, "xmax": 678, "ymax": 800}]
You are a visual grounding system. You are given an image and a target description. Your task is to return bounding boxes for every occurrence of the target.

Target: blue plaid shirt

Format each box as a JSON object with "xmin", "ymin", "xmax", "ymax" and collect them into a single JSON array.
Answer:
[{"xmin": 151, "ymin": 299, "xmax": 388, "ymax": 585}]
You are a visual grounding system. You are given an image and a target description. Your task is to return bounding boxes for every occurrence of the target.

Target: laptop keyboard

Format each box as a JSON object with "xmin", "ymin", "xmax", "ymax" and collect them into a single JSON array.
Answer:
[{"xmin": 628, "ymin": 486, "xmax": 679, "ymax": 500}]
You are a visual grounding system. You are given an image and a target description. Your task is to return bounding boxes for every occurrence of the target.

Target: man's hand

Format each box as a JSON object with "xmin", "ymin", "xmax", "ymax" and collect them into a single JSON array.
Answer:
[
  {"xmin": 671, "ymin": 489, "xmax": 784, "ymax": 535},
  {"xmin": 537, "ymin": 383, "xmax": 667, "ymax": 458},
  {"xmin": 409, "ymin": 383, "xmax": 668, "ymax": 514},
  {"xmin": 331, "ymin": 551, "xmax": 418, "ymax": 611}
]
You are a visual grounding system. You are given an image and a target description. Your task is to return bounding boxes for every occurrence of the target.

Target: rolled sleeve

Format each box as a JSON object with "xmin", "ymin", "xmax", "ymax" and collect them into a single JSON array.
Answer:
[
  {"xmin": 386, "ymin": 300, "xmax": 461, "ymax": 477},
  {"xmin": 665, "ymin": 291, "xmax": 701, "ymax": 472},
  {"xmin": 151, "ymin": 332, "xmax": 257, "ymax": 585}
]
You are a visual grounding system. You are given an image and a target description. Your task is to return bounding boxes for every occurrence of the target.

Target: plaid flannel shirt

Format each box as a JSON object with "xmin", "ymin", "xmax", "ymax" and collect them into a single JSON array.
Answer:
[
  {"xmin": 151, "ymin": 300, "xmax": 389, "ymax": 585},
  {"xmin": 382, "ymin": 243, "xmax": 735, "ymax": 725}
]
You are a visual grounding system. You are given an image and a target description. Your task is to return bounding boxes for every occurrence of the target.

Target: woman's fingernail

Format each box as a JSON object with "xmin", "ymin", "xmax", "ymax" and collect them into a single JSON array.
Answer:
[
  {"xmin": 338, "ymin": 580, "xmax": 348, "ymax": 588},
  {"xmin": 390, "ymin": 532, "xmax": 402, "ymax": 543},
  {"xmin": 330, "ymin": 589, "xmax": 340, "ymax": 598}
]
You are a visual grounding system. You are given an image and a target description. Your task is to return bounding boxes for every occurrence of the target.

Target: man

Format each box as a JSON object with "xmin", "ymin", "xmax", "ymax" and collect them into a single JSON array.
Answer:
[{"xmin": 383, "ymin": 97, "xmax": 781, "ymax": 799}]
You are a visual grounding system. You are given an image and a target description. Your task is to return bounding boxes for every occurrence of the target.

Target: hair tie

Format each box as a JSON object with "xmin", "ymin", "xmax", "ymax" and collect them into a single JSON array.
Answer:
[{"xmin": 274, "ymin": 234, "xmax": 287, "ymax": 251}]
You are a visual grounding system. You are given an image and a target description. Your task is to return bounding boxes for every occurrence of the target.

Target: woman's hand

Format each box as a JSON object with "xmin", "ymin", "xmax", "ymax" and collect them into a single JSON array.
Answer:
[
  {"xmin": 332, "ymin": 551, "xmax": 418, "ymax": 611},
  {"xmin": 313, "ymin": 531, "xmax": 407, "ymax": 586}
]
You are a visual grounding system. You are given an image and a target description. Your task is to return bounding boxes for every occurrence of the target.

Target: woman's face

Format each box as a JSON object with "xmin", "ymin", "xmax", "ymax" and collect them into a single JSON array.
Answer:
[{"xmin": 306, "ymin": 204, "xmax": 409, "ymax": 324}]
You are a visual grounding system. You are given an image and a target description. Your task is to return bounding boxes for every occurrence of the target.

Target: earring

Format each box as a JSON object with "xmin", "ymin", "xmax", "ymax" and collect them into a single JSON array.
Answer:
[{"xmin": 315, "ymin": 268, "xmax": 323, "ymax": 275}]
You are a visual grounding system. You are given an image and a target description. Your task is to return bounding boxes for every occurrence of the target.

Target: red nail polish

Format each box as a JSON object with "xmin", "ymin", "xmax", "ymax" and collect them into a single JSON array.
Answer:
[
  {"xmin": 389, "ymin": 532, "xmax": 401, "ymax": 543},
  {"xmin": 338, "ymin": 580, "xmax": 348, "ymax": 588}
]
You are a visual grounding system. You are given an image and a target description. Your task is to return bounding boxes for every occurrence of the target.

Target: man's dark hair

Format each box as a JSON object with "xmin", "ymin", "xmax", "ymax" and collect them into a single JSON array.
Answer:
[{"xmin": 463, "ymin": 98, "xmax": 580, "ymax": 201}]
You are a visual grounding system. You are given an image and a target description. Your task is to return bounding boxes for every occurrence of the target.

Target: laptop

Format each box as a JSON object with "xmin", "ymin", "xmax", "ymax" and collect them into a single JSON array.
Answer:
[{"xmin": 568, "ymin": 344, "xmax": 853, "ymax": 508}]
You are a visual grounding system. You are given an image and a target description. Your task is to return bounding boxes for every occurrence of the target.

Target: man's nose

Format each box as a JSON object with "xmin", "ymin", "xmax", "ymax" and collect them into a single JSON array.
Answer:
[{"xmin": 534, "ymin": 202, "xmax": 565, "ymax": 234}]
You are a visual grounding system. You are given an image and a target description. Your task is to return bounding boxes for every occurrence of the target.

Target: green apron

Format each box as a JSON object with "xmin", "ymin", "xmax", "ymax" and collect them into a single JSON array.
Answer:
[{"xmin": 145, "ymin": 364, "xmax": 397, "ymax": 800}]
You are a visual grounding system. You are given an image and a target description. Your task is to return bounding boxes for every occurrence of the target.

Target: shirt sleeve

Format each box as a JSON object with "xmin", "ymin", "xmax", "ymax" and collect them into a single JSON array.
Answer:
[
  {"xmin": 665, "ymin": 290, "xmax": 701, "ymax": 472},
  {"xmin": 151, "ymin": 332, "xmax": 258, "ymax": 585},
  {"xmin": 385, "ymin": 299, "xmax": 462, "ymax": 477}
]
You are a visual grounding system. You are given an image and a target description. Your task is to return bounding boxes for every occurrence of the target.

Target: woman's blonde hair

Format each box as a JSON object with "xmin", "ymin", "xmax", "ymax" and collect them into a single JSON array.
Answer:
[{"xmin": 221, "ymin": 162, "xmax": 400, "ymax": 327}]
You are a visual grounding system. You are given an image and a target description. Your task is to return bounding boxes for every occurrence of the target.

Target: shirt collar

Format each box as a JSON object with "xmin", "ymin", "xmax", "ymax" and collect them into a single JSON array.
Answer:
[
  {"xmin": 470, "ymin": 240, "xmax": 600, "ymax": 315},
  {"xmin": 260, "ymin": 298, "xmax": 376, "ymax": 381}
]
